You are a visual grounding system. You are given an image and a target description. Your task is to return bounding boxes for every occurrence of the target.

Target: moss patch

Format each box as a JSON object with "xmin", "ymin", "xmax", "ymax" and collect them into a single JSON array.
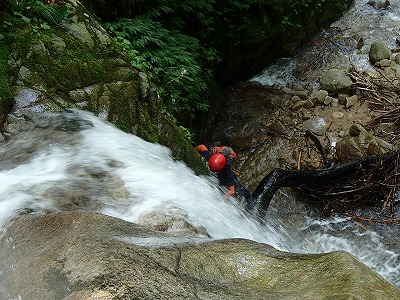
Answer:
[
  {"xmin": 0, "ymin": 41, "xmax": 14, "ymax": 128},
  {"xmin": 158, "ymin": 114, "xmax": 209, "ymax": 175},
  {"xmin": 8, "ymin": 26, "xmax": 120, "ymax": 95}
]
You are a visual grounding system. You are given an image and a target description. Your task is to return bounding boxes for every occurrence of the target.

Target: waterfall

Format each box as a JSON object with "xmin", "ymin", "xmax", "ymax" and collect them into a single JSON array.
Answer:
[{"xmin": 0, "ymin": 109, "xmax": 398, "ymax": 287}]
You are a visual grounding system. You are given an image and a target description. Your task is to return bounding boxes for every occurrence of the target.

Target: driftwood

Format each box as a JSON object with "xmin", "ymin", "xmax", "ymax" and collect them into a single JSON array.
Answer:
[{"xmin": 252, "ymin": 152, "xmax": 400, "ymax": 223}]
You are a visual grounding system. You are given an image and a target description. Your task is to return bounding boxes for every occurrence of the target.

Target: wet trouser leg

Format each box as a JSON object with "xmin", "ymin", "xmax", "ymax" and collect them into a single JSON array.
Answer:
[{"xmin": 234, "ymin": 179, "xmax": 256, "ymax": 213}]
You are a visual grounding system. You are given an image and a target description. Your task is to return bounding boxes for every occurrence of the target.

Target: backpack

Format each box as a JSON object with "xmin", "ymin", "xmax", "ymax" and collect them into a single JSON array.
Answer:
[{"xmin": 211, "ymin": 146, "xmax": 237, "ymax": 164}]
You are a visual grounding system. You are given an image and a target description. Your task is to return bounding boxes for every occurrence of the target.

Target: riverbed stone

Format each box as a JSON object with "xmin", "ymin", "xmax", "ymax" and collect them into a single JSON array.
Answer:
[
  {"xmin": 303, "ymin": 116, "xmax": 326, "ymax": 136},
  {"xmin": 346, "ymin": 94, "xmax": 358, "ymax": 108},
  {"xmin": 292, "ymin": 89, "xmax": 309, "ymax": 100},
  {"xmin": 375, "ymin": 58, "xmax": 391, "ymax": 67},
  {"xmin": 335, "ymin": 124, "xmax": 394, "ymax": 161},
  {"xmin": 314, "ymin": 89, "xmax": 329, "ymax": 103},
  {"xmin": 367, "ymin": 0, "xmax": 390, "ymax": 9},
  {"xmin": 369, "ymin": 40, "xmax": 391, "ymax": 63},
  {"xmin": 1, "ymin": 211, "xmax": 399, "ymax": 300},
  {"xmin": 395, "ymin": 54, "xmax": 400, "ymax": 64},
  {"xmin": 320, "ymin": 69, "xmax": 353, "ymax": 92}
]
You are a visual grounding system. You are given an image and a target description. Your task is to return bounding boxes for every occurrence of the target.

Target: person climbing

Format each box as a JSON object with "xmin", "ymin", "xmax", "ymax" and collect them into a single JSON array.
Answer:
[{"xmin": 194, "ymin": 144, "xmax": 255, "ymax": 211}]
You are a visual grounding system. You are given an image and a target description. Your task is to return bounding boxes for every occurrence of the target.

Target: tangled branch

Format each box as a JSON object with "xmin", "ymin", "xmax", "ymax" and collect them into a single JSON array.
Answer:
[
  {"xmin": 296, "ymin": 152, "xmax": 400, "ymax": 223},
  {"xmin": 348, "ymin": 64, "xmax": 400, "ymax": 130}
]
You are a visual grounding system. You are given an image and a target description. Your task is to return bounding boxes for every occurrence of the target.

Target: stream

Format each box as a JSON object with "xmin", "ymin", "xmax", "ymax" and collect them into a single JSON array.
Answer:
[
  {"xmin": 0, "ymin": 109, "xmax": 399, "ymax": 288},
  {"xmin": 0, "ymin": 0, "xmax": 399, "ymax": 292}
]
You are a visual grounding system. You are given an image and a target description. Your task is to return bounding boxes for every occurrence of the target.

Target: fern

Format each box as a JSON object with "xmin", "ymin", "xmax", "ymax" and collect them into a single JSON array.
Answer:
[
  {"xmin": 14, "ymin": 0, "xmax": 68, "ymax": 25},
  {"xmin": 105, "ymin": 16, "xmax": 216, "ymax": 118}
]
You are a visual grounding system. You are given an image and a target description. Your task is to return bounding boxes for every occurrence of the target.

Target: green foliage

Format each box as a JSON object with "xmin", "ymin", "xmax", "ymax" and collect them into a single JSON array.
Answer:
[
  {"xmin": 281, "ymin": 0, "xmax": 326, "ymax": 28},
  {"xmin": 1, "ymin": 0, "xmax": 68, "ymax": 35},
  {"xmin": 105, "ymin": 16, "xmax": 217, "ymax": 118},
  {"xmin": 0, "ymin": 0, "xmax": 14, "ymax": 14},
  {"xmin": 0, "ymin": 41, "xmax": 14, "ymax": 127}
]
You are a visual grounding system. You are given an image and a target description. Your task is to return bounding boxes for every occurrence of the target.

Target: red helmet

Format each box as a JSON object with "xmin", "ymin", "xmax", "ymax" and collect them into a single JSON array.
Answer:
[{"xmin": 209, "ymin": 154, "xmax": 226, "ymax": 172}]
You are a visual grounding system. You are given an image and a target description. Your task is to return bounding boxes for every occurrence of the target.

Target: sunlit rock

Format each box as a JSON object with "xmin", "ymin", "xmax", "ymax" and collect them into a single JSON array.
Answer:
[
  {"xmin": 303, "ymin": 116, "xmax": 326, "ymax": 136},
  {"xmin": 319, "ymin": 69, "xmax": 353, "ymax": 92},
  {"xmin": 369, "ymin": 40, "xmax": 391, "ymax": 63},
  {"xmin": 1, "ymin": 211, "xmax": 399, "ymax": 300}
]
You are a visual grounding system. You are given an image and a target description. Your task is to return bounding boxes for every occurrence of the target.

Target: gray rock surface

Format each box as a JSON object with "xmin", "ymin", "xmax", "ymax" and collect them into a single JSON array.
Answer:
[
  {"xmin": 1, "ymin": 211, "xmax": 399, "ymax": 300},
  {"xmin": 319, "ymin": 69, "xmax": 353, "ymax": 92}
]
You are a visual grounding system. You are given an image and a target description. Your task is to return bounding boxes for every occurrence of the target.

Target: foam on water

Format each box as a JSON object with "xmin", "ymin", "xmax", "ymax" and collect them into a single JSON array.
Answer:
[
  {"xmin": 249, "ymin": 58, "xmax": 298, "ymax": 87},
  {"xmin": 0, "ymin": 110, "xmax": 399, "ymax": 287}
]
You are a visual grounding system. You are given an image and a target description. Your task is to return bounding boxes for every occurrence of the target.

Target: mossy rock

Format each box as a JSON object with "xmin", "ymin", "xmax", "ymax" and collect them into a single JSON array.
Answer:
[{"xmin": 0, "ymin": 0, "xmax": 205, "ymax": 173}]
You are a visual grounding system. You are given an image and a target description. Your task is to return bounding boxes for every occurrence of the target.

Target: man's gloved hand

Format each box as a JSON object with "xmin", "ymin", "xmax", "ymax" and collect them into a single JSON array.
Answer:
[
  {"xmin": 223, "ymin": 185, "xmax": 235, "ymax": 200},
  {"xmin": 194, "ymin": 144, "xmax": 208, "ymax": 153}
]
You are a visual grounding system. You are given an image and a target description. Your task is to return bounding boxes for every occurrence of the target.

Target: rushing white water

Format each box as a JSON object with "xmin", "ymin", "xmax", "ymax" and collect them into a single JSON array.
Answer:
[
  {"xmin": 0, "ymin": 109, "xmax": 399, "ymax": 288},
  {"xmin": 250, "ymin": 0, "xmax": 400, "ymax": 88}
]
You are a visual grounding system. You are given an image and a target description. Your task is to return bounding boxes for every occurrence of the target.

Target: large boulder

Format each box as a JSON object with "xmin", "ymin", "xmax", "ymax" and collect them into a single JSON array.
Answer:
[
  {"xmin": 1, "ymin": 211, "xmax": 399, "ymax": 300},
  {"xmin": 369, "ymin": 40, "xmax": 391, "ymax": 63},
  {"xmin": 319, "ymin": 69, "xmax": 353, "ymax": 92},
  {"xmin": 335, "ymin": 123, "xmax": 394, "ymax": 162}
]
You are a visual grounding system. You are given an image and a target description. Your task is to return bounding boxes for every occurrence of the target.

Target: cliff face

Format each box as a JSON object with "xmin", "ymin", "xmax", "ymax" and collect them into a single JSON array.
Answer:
[{"xmin": 0, "ymin": 0, "xmax": 207, "ymax": 174}]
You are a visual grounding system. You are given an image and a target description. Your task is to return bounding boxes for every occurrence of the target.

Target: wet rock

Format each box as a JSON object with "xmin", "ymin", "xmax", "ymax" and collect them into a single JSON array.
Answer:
[
  {"xmin": 346, "ymin": 94, "xmax": 358, "ymax": 108},
  {"xmin": 1, "ymin": 0, "xmax": 206, "ymax": 173},
  {"xmin": 18, "ymin": 66, "xmax": 47, "ymax": 90},
  {"xmin": 314, "ymin": 89, "xmax": 329, "ymax": 104},
  {"xmin": 268, "ymin": 121, "xmax": 286, "ymax": 135},
  {"xmin": 290, "ymin": 95, "xmax": 303, "ymax": 110},
  {"xmin": 367, "ymin": 0, "xmax": 390, "ymax": 9},
  {"xmin": 138, "ymin": 211, "xmax": 210, "ymax": 237},
  {"xmin": 330, "ymin": 98, "xmax": 340, "ymax": 107},
  {"xmin": 324, "ymin": 96, "xmax": 335, "ymax": 105},
  {"xmin": 1, "ymin": 211, "xmax": 399, "ymax": 300},
  {"xmin": 355, "ymin": 35, "xmax": 364, "ymax": 49},
  {"xmin": 337, "ymin": 93, "xmax": 348, "ymax": 105},
  {"xmin": 48, "ymin": 33, "xmax": 67, "ymax": 55},
  {"xmin": 303, "ymin": 117, "xmax": 326, "ymax": 136},
  {"xmin": 292, "ymin": 89, "xmax": 309, "ymax": 100},
  {"xmin": 395, "ymin": 53, "xmax": 400, "ymax": 64},
  {"xmin": 227, "ymin": 135, "xmax": 268, "ymax": 149},
  {"xmin": 375, "ymin": 58, "xmax": 391, "ymax": 67},
  {"xmin": 297, "ymin": 107, "xmax": 312, "ymax": 120},
  {"xmin": 291, "ymin": 95, "xmax": 314, "ymax": 110},
  {"xmin": 369, "ymin": 40, "xmax": 391, "ymax": 63},
  {"xmin": 320, "ymin": 69, "xmax": 353, "ymax": 92},
  {"xmin": 335, "ymin": 124, "xmax": 394, "ymax": 161},
  {"xmin": 68, "ymin": 89, "xmax": 89, "ymax": 103},
  {"xmin": 14, "ymin": 87, "xmax": 42, "ymax": 108},
  {"xmin": 304, "ymin": 99, "xmax": 314, "ymax": 109}
]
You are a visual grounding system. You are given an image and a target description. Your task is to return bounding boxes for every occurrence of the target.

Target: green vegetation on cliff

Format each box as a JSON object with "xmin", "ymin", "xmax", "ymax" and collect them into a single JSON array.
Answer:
[
  {"xmin": 92, "ymin": 0, "xmax": 350, "ymax": 126},
  {"xmin": 0, "ymin": 41, "xmax": 13, "ymax": 128},
  {"xmin": 0, "ymin": 0, "xmax": 349, "ymax": 173},
  {"xmin": 104, "ymin": 17, "xmax": 216, "ymax": 119}
]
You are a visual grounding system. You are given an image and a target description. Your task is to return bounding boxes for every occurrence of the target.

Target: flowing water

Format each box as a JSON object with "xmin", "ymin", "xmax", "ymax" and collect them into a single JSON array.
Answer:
[
  {"xmin": 250, "ymin": 0, "xmax": 400, "ymax": 87},
  {"xmin": 0, "ymin": 109, "xmax": 399, "ymax": 288},
  {"xmin": 1, "ymin": 0, "xmax": 400, "ymax": 291},
  {"xmin": 246, "ymin": 0, "xmax": 400, "ymax": 288}
]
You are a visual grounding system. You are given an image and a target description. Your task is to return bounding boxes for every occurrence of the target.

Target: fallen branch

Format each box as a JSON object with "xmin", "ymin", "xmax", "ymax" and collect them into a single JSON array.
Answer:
[
  {"xmin": 343, "ymin": 212, "xmax": 400, "ymax": 224},
  {"xmin": 252, "ymin": 152, "xmax": 400, "ymax": 221}
]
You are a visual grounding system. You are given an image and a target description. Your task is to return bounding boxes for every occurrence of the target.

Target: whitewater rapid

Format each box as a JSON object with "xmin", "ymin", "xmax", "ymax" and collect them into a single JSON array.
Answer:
[{"xmin": 0, "ymin": 110, "xmax": 398, "ymax": 287}]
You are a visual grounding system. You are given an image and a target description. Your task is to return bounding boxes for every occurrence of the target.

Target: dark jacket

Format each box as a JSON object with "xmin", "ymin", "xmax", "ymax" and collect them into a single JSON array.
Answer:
[{"xmin": 194, "ymin": 144, "xmax": 236, "ymax": 197}]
